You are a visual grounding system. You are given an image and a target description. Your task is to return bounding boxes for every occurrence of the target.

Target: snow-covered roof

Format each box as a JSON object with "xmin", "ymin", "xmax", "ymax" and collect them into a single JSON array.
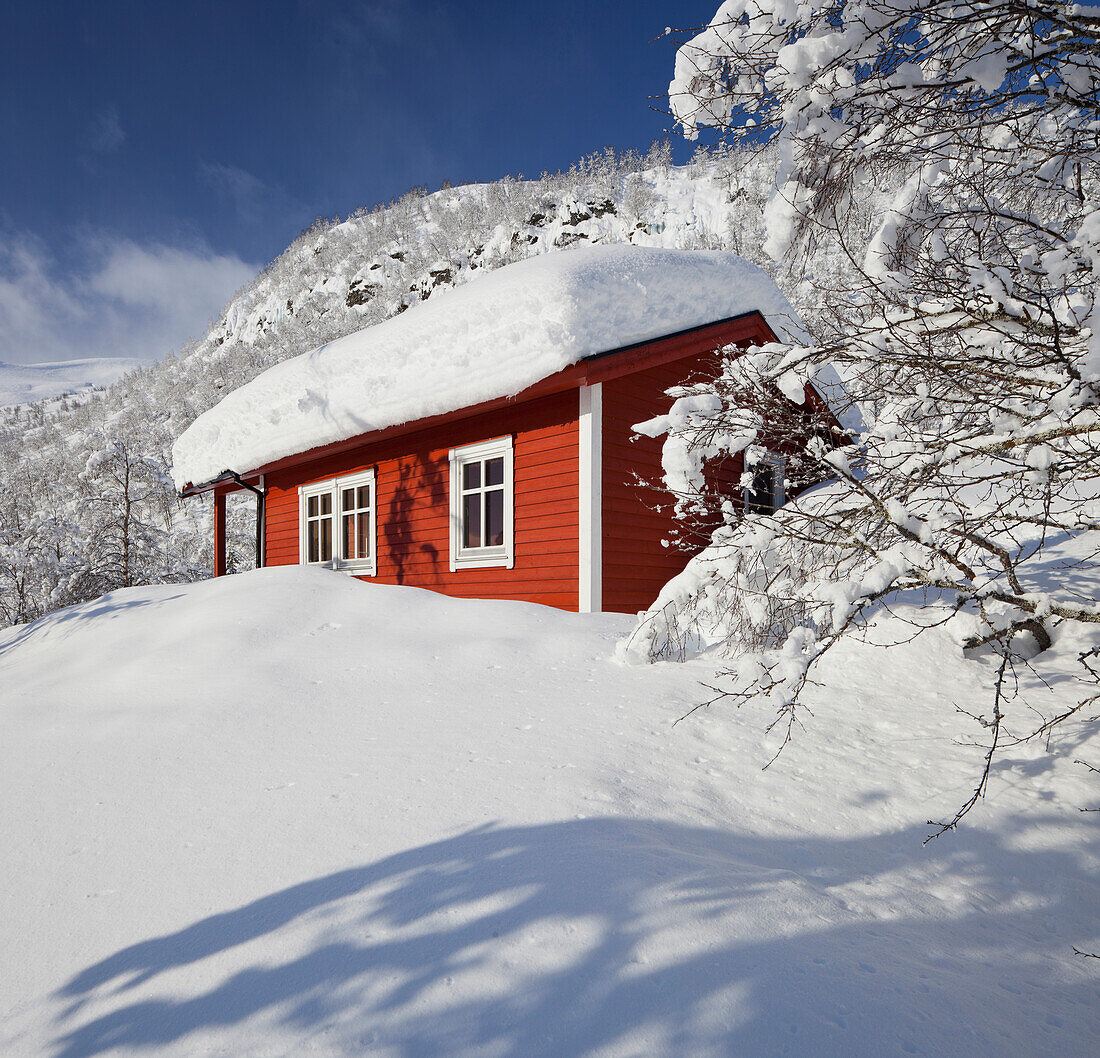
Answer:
[{"xmin": 171, "ymin": 245, "xmax": 809, "ymax": 489}]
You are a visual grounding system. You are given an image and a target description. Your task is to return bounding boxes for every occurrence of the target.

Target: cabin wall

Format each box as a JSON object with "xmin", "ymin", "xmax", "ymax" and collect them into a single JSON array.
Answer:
[
  {"xmin": 600, "ymin": 350, "xmax": 737, "ymax": 615},
  {"xmin": 264, "ymin": 390, "xmax": 580, "ymax": 610}
]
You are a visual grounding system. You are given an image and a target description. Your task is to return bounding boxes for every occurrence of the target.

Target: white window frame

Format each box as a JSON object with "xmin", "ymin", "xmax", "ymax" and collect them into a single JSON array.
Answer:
[
  {"xmin": 300, "ymin": 478, "xmax": 337, "ymax": 568},
  {"xmin": 298, "ymin": 468, "xmax": 377, "ymax": 576},
  {"xmin": 449, "ymin": 436, "xmax": 514, "ymax": 571},
  {"xmin": 334, "ymin": 469, "xmax": 377, "ymax": 575}
]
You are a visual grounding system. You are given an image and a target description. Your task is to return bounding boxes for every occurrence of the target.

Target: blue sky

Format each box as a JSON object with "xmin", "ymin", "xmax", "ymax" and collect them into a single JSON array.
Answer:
[{"xmin": 0, "ymin": 1, "xmax": 714, "ymax": 365}]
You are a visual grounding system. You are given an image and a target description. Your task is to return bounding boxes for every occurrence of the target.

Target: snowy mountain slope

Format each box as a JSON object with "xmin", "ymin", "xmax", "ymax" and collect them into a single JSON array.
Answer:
[
  {"xmin": 186, "ymin": 148, "xmax": 773, "ymax": 379},
  {"xmin": 1, "ymin": 567, "xmax": 1097, "ymax": 1057},
  {"xmin": 160, "ymin": 144, "xmax": 807, "ymax": 439},
  {"xmin": 0, "ymin": 357, "xmax": 147, "ymax": 408}
]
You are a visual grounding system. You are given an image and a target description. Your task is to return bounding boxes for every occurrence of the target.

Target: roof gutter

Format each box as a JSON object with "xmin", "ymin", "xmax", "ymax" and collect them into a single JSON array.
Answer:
[{"xmin": 179, "ymin": 469, "xmax": 237, "ymax": 497}]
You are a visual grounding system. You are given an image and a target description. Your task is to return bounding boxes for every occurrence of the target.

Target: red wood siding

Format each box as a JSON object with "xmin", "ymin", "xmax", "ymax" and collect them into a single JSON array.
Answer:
[
  {"xmin": 601, "ymin": 350, "xmax": 738, "ymax": 615},
  {"xmin": 264, "ymin": 390, "xmax": 580, "ymax": 610}
]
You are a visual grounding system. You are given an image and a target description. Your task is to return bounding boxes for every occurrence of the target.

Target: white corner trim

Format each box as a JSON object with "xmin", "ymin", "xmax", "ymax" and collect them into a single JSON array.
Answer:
[
  {"xmin": 578, "ymin": 383, "xmax": 602, "ymax": 613},
  {"xmin": 257, "ymin": 474, "xmax": 266, "ymax": 569}
]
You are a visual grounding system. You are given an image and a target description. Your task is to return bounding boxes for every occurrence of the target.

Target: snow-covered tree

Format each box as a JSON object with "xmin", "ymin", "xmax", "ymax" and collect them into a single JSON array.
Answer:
[
  {"xmin": 634, "ymin": 1, "xmax": 1100, "ymax": 830},
  {"xmin": 80, "ymin": 434, "xmax": 185, "ymax": 592}
]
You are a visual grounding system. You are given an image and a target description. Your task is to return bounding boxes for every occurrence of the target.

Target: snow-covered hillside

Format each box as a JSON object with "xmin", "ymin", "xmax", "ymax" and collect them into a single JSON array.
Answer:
[
  {"xmin": 1, "ymin": 568, "xmax": 1097, "ymax": 1056},
  {"xmin": 0, "ymin": 357, "xmax": 146, "ymax": 408}
]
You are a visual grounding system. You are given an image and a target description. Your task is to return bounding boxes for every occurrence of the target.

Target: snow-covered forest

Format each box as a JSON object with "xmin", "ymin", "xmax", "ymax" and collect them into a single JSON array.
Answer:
[{"xmin": 0, "ymin": 141, "xmax": 874, "ymax": 629}]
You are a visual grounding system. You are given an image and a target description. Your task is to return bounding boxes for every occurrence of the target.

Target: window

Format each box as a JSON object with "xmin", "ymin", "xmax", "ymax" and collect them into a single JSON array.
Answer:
[
  {"xmin": 449, "ymin": 436, "xmax": 514, "ymax": 570},
  {"xmin": 303, "ymin": 486, "xmax": 334, "ymax": 563},
  {"xmin": 340, "ymin": 481, "xmax": 373, "ymax": 562},
  {"xmin": 299, "ymin": 469, "xmax": 376, "ymax": 574},
  {"xmin": 744, "ymin": 452, "xmax": 786, "ymax": 515}
]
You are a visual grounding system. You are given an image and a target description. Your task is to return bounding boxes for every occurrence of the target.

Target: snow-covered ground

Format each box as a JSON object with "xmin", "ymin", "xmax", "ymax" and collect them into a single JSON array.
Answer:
[
  {"xmin": 1, "ymin": 567, "xmax": 1097, "ymax": 1057},
  {"xmin": 0, "ymin": 357, "xmax": 147, "ymax": 408}
]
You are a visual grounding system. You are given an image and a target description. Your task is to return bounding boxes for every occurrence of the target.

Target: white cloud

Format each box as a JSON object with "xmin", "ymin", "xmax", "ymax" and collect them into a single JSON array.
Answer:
[
  {"xmin": 0, "ymin": 235, "xmax": 87, "ymax": 363},
  {"xmin": 200, "ymin": 161, "xmax": 269, "ymax": 215},
  {"xmin": 317, "ymin": 0, "xmax": 445, "ymax": 63},
  {"xmin": 0, "ymin": 231, "xmax": 257, "ymax": 366},
  {"xmin": 89, "ymin": 241, "xmax": 252, "ymax": 311}
]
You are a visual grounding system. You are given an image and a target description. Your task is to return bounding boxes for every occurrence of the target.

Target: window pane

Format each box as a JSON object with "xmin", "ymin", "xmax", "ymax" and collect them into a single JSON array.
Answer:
[
  {"xmin": 463, "ymin": 461, "xmax": 481, "ymax": 490},
  {"xmin": 307, "ymin": 495, "xmax": 318, "ymax": 518},
  {"xmin": 320, "ymin": 517, "xmax": 332, "ymax": 561},
  {"xmin": 342, "ymin": 513, "xmax": 355, "ymax": 560},
  {"xmin": 356, "ymin": 512, "xmax": 370, "ymax": 558},
  {"xmin": 764, "ymin": 466, "xmax": 777, "ymax": 509},
  {"xmin": 485, "ymin": 457, "xmax": 504, "ymax": 486},
  {"xmin": 320, "ymin": 492, "xmax": 332, "ymax": 516},
  {"xmin": 308, "ymin": 520, "xmax": 319, "ymax": 563},
  {"xmin": 746, "ymin": 465, "xmax": 775, "ymax": 514},
  {"xmin": 485, "ymin": 489, "xmax": 504, "ymax": 546},
  {"xmin": 342, "ymin": 487, "xmax": 355, "ymax": 510},
  {"xmin": 463, "ymin": 492, "xmax": 481, "ymax": 548},
  {"xmin": 357, "ymin": 486, "xmax": 370, "ymax": 509}
]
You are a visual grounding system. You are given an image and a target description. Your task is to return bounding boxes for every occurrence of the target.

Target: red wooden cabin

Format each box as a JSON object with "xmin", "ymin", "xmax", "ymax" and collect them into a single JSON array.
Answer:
[
  {"xmin": 174, "ymin": 247, "xmax": 820, "ymax": 613},
  {"xmin": 181, "ymin": 314, "xmax": 785, "ymax": 613}
]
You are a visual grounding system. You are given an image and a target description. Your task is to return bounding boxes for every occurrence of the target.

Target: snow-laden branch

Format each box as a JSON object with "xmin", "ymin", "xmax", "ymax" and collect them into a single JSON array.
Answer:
[{"xmin": 644, "ymin": 0, "xmax": 1100, "ymax": 832}]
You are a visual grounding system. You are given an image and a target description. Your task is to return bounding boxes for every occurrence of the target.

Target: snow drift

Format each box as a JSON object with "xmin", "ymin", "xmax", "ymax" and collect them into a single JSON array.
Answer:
[
  {"xmin": 1, "ymin": 567, "xmax": 1097, "ymax": 1056},
  {"xmin": 170, "ymin": 245, "xmax": 808, "ymax": 489}
]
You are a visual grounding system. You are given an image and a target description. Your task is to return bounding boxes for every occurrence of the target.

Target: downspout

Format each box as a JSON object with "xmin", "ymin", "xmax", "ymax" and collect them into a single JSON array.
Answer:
[{"xmin": 229, "ymin": 472, "xmax": 266, "ymax": 569}]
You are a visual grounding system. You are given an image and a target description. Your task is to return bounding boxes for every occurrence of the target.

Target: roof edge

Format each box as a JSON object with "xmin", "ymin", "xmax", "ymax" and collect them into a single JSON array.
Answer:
[{"xmin": 583, "ymin": 309, "xmax": 764, "ymax": 363}]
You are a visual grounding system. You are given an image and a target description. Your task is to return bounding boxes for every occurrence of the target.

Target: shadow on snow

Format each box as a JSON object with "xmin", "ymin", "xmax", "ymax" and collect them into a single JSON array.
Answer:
[
  {"xmin": 0, "ymin": 590, "xmax": 183, "ymax": 662},
  {"xmin": 53, "ymin": 817, "xmax": 1100, "ymax": 1057}
]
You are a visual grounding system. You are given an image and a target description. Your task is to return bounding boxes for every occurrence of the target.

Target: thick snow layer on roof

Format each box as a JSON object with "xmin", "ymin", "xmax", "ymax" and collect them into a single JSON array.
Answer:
[{"xmin": 171, "ymin": 245, "xmax": 808, "ymax": 488}]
